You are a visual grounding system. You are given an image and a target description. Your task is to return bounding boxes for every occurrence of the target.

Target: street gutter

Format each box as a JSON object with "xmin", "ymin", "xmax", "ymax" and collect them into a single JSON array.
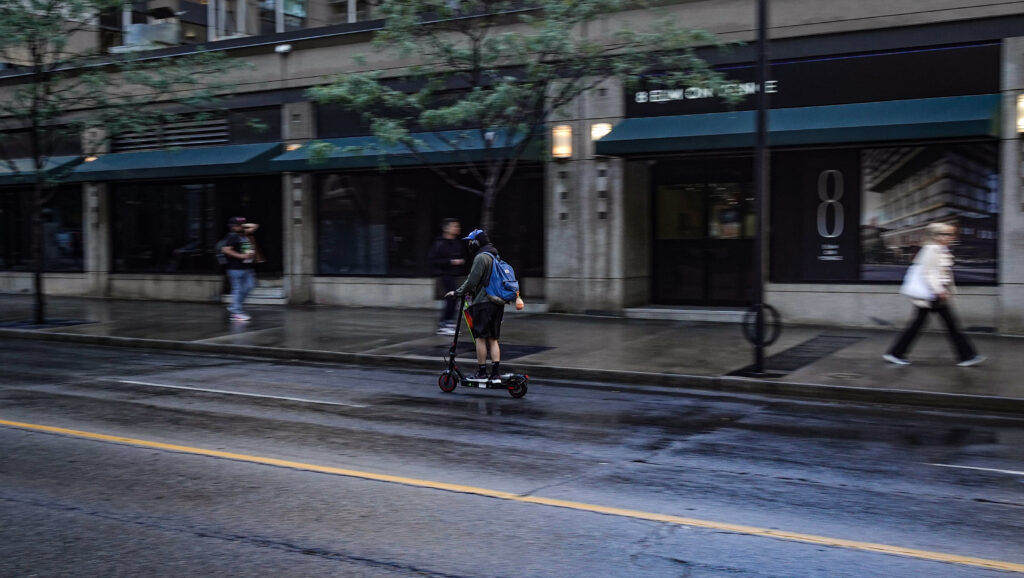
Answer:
[{"xmin": 2, "ymin": 327, "xmax": 1022, "ymax": 415}]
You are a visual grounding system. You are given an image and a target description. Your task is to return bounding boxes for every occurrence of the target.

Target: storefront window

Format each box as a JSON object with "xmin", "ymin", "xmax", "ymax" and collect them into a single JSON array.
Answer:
[
  {"xmin": 317, "ymin": 167, "xmax": 544, "ymax": 277},
  {"xmin": 770, "ymin": 141, "xmax": 998, "ymax": 284},
  {"xmin": 0, "ymin": 187, "xmax": 84, "ymax": 272},
  {"xmin": 860, "ymin": 143, "xmax": 998, "ymax": 283},
  {"xmin": 111, "ymin": 178, "xmax": 282, "ymax": 274}
]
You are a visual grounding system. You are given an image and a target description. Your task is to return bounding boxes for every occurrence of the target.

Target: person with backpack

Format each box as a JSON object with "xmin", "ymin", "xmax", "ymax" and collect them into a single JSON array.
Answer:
[
  {"xmin": 445, "ymin": 228, "xmax": 519, "ymax": 382},
  {"xmin": 219, "ymin": 216, "xmax": 258, "ymax": 322}
]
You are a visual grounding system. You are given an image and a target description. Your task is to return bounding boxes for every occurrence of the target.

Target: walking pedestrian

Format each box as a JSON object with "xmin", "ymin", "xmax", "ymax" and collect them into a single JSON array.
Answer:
[
  {"xmin": 220, "ymin": 216, "xmax": 258, "ymax": 322},
  {"xmin": 884, "ymin": 222, "xmax": 985, "ymax": 367},
  {"xmin": 428, "ymin": 218, "xmax": 467, "ymax": 335}
]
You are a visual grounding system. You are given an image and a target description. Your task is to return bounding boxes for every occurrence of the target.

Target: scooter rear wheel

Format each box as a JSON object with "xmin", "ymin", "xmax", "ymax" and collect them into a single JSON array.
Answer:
[
  {"xmin": 438, "ymin": 372, "xmax": 459, "ymax": 393},
  {"xmin": 508, "ymin": 377, "xmax": 528, "ymax": 398}
]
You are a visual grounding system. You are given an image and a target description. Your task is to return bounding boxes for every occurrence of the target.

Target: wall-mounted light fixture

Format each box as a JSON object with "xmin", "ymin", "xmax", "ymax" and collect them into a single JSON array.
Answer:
[
  {"xmin": 275, "ymin": 43, "xmax": 292, "ymax": 54},
  {"xmin": 552, "ymin": 125, "xmax": 572, "ymax": 159},
  {"xmin": 285, "ymin": 143, "xmax": 302, "ymax": 151},
  {"xmin": 590, "ymin": 122, "xmax": 612, "ymax": 141},
  {"xmin": 83, "ymin": 155, "xmax": 98, "ymax": 162},
  {"xmin": 1018, "ymin": 94, "xmax": 1024, "ymax": 134}
]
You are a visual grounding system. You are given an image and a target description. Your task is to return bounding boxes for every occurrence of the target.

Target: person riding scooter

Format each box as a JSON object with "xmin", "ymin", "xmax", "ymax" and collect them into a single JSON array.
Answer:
[{"xmin": 445, "ymin": 229, "xmax": 505, "ymax": 382}]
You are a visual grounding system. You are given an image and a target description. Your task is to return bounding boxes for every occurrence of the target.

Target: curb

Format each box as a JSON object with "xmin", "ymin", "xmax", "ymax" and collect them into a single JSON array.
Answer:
[{"xmin": 2, "ymin": 328, "xmax": 1022, "ymax": 415}]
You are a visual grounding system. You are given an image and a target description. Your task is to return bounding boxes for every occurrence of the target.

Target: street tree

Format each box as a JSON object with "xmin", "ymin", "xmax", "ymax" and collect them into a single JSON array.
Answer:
[
  {"xmin": 308, "ymin": 0, "xmax": 734, "ymax": 232},
  {"xmin": 0, "ymin": 0, "xmax": 240, "ymax": 324}
]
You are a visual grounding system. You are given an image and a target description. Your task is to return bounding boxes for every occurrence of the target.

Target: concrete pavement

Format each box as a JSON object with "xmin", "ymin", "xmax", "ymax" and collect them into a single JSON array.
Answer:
[{"xmin": 0, "ymin": 295, "xmax": 1021, "ymax": 413}]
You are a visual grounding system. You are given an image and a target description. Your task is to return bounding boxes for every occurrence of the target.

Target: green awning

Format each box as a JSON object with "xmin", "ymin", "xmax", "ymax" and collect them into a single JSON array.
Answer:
[
  {"xmin": 594, "ymin": 94, "xmax": 1002, "ymax": 156},
  {"xmin": 0, "ymin": 156, "xmax": 82, "ymax": 187},
  {"xmin": 70, "ymin": 142, "xmax": 281, "ymax": 182},
  {"xmin": 270, "ymin": 129, "xmax": 539, "ymax": 172}
]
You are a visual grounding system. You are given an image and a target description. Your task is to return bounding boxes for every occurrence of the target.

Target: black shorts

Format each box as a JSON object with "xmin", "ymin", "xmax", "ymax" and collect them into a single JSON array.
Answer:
[{"xmin": 467, "ymin": 302, "xmax": 504, "ymax": 339}]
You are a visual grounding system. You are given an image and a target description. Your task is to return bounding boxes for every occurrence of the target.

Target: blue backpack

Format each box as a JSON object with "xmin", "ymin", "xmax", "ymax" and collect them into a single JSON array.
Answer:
[{"xmin": 484, "ymin": 252, "xmax": 519, "ymax": 305}]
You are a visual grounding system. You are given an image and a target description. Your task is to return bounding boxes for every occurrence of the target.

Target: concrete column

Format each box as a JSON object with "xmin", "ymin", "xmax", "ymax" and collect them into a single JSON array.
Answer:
[
  {"xmin": 281, "ymin": 101, "xmax": 316, "ymax": 304},
  {"xmin": 1000, "ymin": 37, "xmax": 1024, "ymax": 333},
  {"xmin": 283, "ymin": 173, "xmax": 315, "ymax": 304},
  {"xmin": 283, "ymin": 101, "xmax": 314, "ymax": 143},
  {"xmin": 545, "ymin": 78, "xmax": 630, "ymax": 313},
  {"xmin": 84, "ymin": 183, "xmax": 110, "ymax": 297},
  {"xmin": 218, "ymin": 0, "xmax": 228, "ymax": 37},
  {"xmin": 237, "ymin": 0, "xmax": 248, "ymax": 35},
  {"xmin": 207, "ymin": 0, "xmax": 217, "ymax": 41}
]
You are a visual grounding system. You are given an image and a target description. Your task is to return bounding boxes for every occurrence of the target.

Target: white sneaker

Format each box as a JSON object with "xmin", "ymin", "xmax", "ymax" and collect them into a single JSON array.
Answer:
[
  {"xmin": 956, "ymin": 355, "xmax": 985, "ymax": 367},
  {"xmin": 883, "ymin": 353, "xmax": 910, "ymax": 366},
  {"xmin": 230, "ymin": 313, "xmax": 251, "ymax": 322}
]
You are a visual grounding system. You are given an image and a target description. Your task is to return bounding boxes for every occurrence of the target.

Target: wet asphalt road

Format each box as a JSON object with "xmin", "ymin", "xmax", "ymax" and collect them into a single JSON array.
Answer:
[{"xmin": 0, "ymin": 338, "xmax": 1022, "ymax": 577}]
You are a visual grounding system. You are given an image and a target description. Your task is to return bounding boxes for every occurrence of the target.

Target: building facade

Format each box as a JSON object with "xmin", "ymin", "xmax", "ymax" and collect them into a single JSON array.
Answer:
[{"xmin": 2, "ymin": 1, "xmax": 1024, "ymax": 333}]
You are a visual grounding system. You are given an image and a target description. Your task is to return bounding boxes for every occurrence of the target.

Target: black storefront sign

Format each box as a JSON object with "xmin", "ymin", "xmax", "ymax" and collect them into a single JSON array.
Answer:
[
  {"xmin": 772, "ymin": 150, "xmax": 861, "ymax": 282},
  {"xmin": 626, "ymin": 43, "xmax": 999, "ymax": 117}
]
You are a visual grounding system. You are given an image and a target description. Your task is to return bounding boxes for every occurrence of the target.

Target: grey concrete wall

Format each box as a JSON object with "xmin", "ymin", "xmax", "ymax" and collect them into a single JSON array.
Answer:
[
  {"xmin": 107, "ymin": 275, "xmax": 223, "ymax": 301},
  {"xmin": 766, "ymin": 284, "xmax": 1001, "ymax": 331},
  {"xmin": 312, "ymin": 276, "xmax": 434, "ymax": 308},
  {"xmin": 0, "ymin": 273, "xmax": 89, "ymax": 295},
  {"xmin": 999, "ymin": 37, "xmax": 1024, "ymax": 333}
]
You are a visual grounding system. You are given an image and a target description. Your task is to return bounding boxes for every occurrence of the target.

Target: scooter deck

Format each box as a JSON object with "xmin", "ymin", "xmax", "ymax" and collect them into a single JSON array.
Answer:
[{"xmin": 463, "ymin": 374, "xmax": 520, "ymax": 389}]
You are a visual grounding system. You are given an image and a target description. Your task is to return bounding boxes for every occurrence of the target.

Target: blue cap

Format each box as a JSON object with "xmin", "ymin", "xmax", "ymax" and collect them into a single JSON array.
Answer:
[{"xmin": 463, "ymin": 229, "xmax": 484, "ymax": 240}]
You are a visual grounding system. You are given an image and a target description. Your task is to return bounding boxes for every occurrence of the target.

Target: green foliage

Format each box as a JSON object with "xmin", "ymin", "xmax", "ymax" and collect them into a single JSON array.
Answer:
[
  {"xmin": 308, "ymin": 0, "xmax": 734, "ymax": 229},
  {"xmin": 0, "ymin": 0, "xmax": 245, "ymax": 322},
  {"xmin": 0, "ymin": 0, "xmax": 242, "ymax": 179}
]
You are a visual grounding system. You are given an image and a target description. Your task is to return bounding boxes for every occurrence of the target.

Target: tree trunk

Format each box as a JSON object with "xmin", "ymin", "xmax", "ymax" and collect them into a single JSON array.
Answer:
[
  {"xmin": 480, "ymin": 172, "xmax": 498, "ymax": 233},
  {"xmin": 31, "ymin": 180, "xmax": 46, "ymax": 325}
]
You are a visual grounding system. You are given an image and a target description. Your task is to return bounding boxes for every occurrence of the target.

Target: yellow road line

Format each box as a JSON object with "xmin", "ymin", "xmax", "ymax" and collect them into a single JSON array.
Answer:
[{"xmin": 2, "ymin": 417, "xmax": 1022, "ymax": 573}]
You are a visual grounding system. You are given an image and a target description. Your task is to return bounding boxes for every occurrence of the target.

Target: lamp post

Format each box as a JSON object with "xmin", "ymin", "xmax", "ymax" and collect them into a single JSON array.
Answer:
[{"xmin": 751, "ymin": 0, "xmax": 770, "ymax": 374}]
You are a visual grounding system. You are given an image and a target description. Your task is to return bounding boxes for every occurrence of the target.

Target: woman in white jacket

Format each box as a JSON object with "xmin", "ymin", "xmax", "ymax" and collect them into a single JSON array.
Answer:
[{"xmin": 884, "ymin": 223, "xmax": 984, "ymax": 366}]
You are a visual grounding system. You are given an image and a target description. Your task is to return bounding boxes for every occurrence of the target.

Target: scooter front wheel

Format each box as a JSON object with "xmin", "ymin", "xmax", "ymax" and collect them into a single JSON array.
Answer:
[
  {"xmin": 508, "ymin": 377, "xmax": 528, "ymax": 398},
  {"xmin": 438, "ymin": 372, "xmax": 459, "ymax": 393}
]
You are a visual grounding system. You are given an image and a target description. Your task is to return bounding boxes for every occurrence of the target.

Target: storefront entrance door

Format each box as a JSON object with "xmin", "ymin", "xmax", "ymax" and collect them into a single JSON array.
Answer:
[{"xmin": 652, "ymin": 158, "xmax": 755, "ymax": 306}]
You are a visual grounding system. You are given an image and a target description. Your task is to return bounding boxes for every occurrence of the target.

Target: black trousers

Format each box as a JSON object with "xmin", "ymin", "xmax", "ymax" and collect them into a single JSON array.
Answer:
[
  {"xmin": 439, "ymin": 275, "xmax": 458, "ymax": 324},
  {"xmin": 888, "ymin": 300, "xmax": 976, "ymax": 362}
]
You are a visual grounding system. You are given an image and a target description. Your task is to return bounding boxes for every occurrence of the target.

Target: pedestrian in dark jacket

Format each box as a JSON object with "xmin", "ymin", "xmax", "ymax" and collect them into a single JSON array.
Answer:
[{"xmin": 428, "ymin": 218, "xmax": 467, "ymax": 335}]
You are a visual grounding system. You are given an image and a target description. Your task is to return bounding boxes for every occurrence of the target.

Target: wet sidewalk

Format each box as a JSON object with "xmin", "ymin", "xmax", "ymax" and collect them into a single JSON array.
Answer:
[{"xmin": 1, "ymin": 295, "xmax": 1021, "ymax": 413}]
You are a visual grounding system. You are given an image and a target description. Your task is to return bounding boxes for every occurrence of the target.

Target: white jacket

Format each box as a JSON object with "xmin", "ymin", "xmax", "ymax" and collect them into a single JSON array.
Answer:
[{"xmin": 911, "ymin": 243, "xmax": 954, "ymax": 308}]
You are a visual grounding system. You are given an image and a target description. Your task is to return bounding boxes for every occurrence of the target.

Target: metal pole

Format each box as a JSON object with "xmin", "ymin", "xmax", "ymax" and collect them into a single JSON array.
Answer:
[{"xmin": 752, "ymin": 0, "xmax": 769, "ymax": 374}]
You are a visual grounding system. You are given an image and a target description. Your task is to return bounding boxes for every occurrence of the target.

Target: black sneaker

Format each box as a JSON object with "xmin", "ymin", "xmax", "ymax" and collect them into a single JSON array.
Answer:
[
  {"xmin": 469, "ymin": 368, "xmax": 490, "ymax": 381},
  {"xmin": 489, "ymin": 367, "xmax": 506, "ymax": 383}
]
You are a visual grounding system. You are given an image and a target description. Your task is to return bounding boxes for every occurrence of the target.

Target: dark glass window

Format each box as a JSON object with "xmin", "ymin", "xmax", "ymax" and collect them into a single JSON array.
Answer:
[
  {"xmin": 315, "ymin": 103, "xmax": 372, "ymax": 138},
  {"xmin": 111, "ymin": 178, "xmax": 282, "ymax": 274},
  {"xmin": 258, "ymin": 0, "xmax": 306, "ymax": 33},
  {"xmin": 316, "ymin": 166, "xmax": 544, "ymax": 277},
  {"xmin": 0, "ymin": 186, "xmax": 84, "ymax": 272},
  {"xmin": 1, "ymin": 129, "xmax": 81, "ymax": 158},
  {"xmin": 230, "ymin": 107, "xmax": 282, "ymax": 144}
]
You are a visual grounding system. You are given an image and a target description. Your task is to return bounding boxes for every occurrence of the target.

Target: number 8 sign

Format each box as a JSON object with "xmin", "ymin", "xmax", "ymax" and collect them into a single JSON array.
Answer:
[{"xmin": 817, "ymin": 169, "xmax": 844, "ymax": 239}]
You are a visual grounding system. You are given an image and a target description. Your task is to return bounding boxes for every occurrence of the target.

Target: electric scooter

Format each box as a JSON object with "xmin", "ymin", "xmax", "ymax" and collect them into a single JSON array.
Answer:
[{"xmin": 437, "ymin": 296, "xmax": 529, "ymax": 398}]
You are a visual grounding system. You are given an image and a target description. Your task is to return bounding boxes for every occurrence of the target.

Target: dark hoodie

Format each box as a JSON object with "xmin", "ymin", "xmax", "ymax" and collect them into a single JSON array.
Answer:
[{"xmin": 455, "ymin": 243, "xmax": 498, "ymax": 306}]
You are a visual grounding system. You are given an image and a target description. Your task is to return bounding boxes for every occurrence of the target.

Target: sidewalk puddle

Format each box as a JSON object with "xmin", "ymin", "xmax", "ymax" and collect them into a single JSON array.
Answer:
[{"xmin": 729, "ymin": 334, "xmax": 865, "ymax": 377}]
